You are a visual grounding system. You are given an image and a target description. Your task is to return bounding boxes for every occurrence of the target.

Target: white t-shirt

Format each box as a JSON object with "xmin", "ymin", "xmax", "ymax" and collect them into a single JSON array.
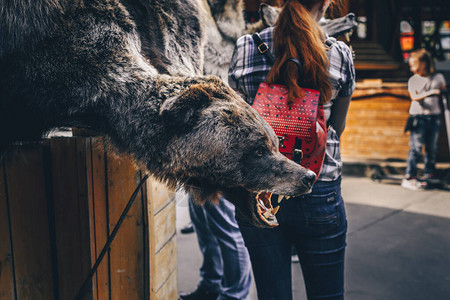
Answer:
[{"xmin": 408, "ymin": 73, "xmax": 446, "ymax": 115}]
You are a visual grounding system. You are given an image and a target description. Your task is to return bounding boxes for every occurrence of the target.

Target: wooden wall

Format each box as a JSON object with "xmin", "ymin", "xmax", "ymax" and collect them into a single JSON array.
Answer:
[
  {"xmin": 0, "ymin": 137, "xmax": 177, "ymax": 300},
  {"xmin": 341, "ymin": 86, "xmax": 450, "ymax": 161},
  {"xmin": 146, "ymin": 172, "xmax": 178, "ymax": 300},
  {"xmin": 341, "ymin": 87, "xmax": 411, "ymax": 160}
]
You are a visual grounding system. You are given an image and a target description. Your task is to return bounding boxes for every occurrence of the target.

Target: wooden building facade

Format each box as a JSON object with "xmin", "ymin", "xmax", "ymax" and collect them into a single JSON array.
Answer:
[{"xmin": 343, "ymin": 0, "xmax": 449, "ymax": 161}]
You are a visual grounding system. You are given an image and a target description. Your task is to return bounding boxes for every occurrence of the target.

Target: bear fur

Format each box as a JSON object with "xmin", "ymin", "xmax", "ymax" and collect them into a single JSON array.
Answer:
[
  {"xmin": 0, "ymin": 0, "xmax": 316, "ymax": 227},
  {"xmin": 202, "ymin": 1, "xmax": 281, "ymax": 81}
]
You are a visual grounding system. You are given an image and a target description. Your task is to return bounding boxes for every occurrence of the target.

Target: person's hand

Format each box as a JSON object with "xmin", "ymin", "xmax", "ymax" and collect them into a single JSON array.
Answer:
[{"xmin": 432, "ymin": 89, "xmax": 441, "ymax": 95}]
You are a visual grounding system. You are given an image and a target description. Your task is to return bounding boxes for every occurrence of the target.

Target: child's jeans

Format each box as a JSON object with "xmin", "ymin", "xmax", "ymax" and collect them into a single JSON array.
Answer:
[{"xmin": 405, "ymin": 115, "xmax": 441, "ymax": 177}]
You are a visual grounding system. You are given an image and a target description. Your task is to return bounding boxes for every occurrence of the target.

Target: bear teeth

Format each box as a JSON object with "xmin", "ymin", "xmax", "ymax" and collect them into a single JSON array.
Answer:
[
  {"xmin": 276, "ymin": 195, "xmax": 291, "ymax": 203},
  {"xmin": 272, "ymin": 206, "xmax": 280, "ymax": 215},
  {"xmin": 277, "ymin": 195, "xmax": 283, "ymax": 203},
  {"xmin": 263, "ymin": 210, "xmax": 272, "ymax": 219},
  {"xmin": 255, "ymin": 192, "xmax": 279, "ymax": 226}
]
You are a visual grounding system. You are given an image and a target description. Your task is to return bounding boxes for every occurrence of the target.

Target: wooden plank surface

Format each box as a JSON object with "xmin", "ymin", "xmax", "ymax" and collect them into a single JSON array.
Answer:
[
  {"xmin": 346, "ymin": 119, "xmax": 407, "ymax": 127},
  {"xmin": 76, "ymin": 138, "xmax": 93, "ymax": 293},
  {"xmin": 154, "ymin": 262, "xmax": 178, "ymax": 300},
  {"xmin": 0, "ymin": 161, "xmax": 15, "ymax": 300},
  {"xmin": 1, "ymin": 137, "xmax": 165, "ymax": 300},
  {"xmin": 153, "ymin": 200, "xmax": 176, "ymax": 253},
  {"xmin": 88, "ymin": 138, "xmax": 110, "ymax": 300},
  {"xmin": 352, "ymin": 87, "xmax": 410, "ymax": 99},
  {"xmin": 152, "ymin": 237, "xmax": 177, "ymax": 294},
  {"xmin": 146, "ymin": 175, "xmax": 177, "ymax": 299},
  {"xmin": 347, "ymin": 102, "xmax": 410, "ymax": 110},
  {"xmin": 346, "ymin": 110, "xmax": 410, "ymax": 119},
  {"xmin": 1, "ymin": 138, "xmax": 179, "ymax": 300},
  {"xmin": 51, "ymin": 138, "xmax": 92, "ymax": 300},
  {"xmin": 354, "ymin": 63, "xmax": 401, "ymax": 70},
  {"xmin": 142, "ymin": 176, "xmax": 151, "ymax": 300},
  {"xmin": 5, "ymin": 144, "xmax": 54, "ymax": 300},
  {"xmin": 147, "ymin": 178, "xmax": 175, "ymax": 216},
  {"xmin": 344, "ymin": 127, "xmax": 409, "ymax": 139},
  {"xmin": 85, "ymin": 138, "xmax": 97, "ymax": 300},
  {"xmin": 342, "ymin": 136, "xmax": 409, "ymax": 148},
  {"xmin": 341, "ymin": 92, "xmax": 411, "ymax": 160},
  {"xmin": 106, "ymin": 153, "xmax": 145, "ymax": 300},
  {"xmin": 148, "ymin": 185, "xmax": 177, "ymax": 300}
]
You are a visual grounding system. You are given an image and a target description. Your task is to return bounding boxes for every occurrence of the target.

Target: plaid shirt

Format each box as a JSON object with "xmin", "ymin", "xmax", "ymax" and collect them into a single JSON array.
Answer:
[{"xmin": 228, "ymin": 27, "xmax": 355, "ymax": 181}]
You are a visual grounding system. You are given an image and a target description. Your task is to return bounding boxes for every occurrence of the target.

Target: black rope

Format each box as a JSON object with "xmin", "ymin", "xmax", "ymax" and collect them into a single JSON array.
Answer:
[{"xmin": 74, "ymin": 174, "xmax": 150, "ymax": 300}]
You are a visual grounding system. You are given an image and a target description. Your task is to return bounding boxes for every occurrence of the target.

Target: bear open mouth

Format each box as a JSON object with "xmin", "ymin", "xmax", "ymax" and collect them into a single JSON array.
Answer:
[{"xmin": 255, "ymin": 192, "xmax": 290, "ymax": 227}]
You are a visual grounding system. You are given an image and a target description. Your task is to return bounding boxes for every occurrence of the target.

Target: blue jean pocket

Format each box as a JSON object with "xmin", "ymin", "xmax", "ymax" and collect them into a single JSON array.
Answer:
[{"xmin": 302, "ymin": 191, "xmax": 340, "ymax": 235}]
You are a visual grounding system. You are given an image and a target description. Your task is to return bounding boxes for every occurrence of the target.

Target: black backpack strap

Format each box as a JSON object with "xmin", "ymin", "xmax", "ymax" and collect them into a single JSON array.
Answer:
[
  {"xmin": 324, "ymin": 33, "xmax": 337, "ymax": 48},
  {"xmin": 252, "ymin": 33, "xmax": 305, "ymax": 84},
  {"xmin": 282, "ymin": 58, "xmax": 305, "ymax": 85},
  {"xmin": 252, "ymin": 33, "xmax": 275, "ymax": 65},
  {"xmin": 253, "ymin": 32, "xmax": 336, "ymax": 83}
]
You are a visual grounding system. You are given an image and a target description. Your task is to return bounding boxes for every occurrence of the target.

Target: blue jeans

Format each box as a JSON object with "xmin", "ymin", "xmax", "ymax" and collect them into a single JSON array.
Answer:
[
  {"xmin": 405, "ymin": 115, "xmax": 441, "ymax": 177},
  {"xmin": 238, "ymin": 178, "xmax": 347, "ymax": 300},
  {"xmin": 189, "ymin": 195, "xmax": 252, "ymax": 300}
]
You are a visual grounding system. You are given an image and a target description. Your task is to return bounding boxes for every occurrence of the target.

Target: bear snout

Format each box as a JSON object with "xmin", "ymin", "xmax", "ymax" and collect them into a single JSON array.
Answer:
[
  {"xmin": 300, "ymin": 170, "xmax": 317, "ymax": 192},
  {"xmin": 282, "ymin": 168, "xmax": 317, "ymax": 196},
  {"xmin": 250, "ymin": 154, "xmax": 317, "ymax": 196}
]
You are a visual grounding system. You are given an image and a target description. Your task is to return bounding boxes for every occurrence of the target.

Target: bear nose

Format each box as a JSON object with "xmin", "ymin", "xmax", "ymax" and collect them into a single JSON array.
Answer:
[{"xmin": 301, "ymin": 170, "xmax": 317, "ymax": 188}]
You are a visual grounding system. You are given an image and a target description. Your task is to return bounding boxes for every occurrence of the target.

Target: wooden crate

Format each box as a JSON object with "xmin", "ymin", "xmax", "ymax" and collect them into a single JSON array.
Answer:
[{"xmin": 0, "ymin": 137, "xmax": 177, "ymax": 300}]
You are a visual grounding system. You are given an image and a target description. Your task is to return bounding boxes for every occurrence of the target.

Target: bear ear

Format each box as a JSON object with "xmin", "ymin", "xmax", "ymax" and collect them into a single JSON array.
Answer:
[
  {"xmin": 260, "ymin": 3, "xmax": 280, "ymax": 28},
  {"xmin": 160, "ymin": 84, "xmax": 212, "ymax": 130}
]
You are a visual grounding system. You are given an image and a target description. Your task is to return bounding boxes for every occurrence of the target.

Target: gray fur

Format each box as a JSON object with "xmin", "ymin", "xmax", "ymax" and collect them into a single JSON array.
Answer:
[
  {"xmin": 201, "ymin": 0, "xmax": 246, "ymax": 81},
  {"xmin": 202, "ymin": 2, "xmax": 287, "ymax": 82},
  {"xmin": 244, "ymin": 3, "xmax": 282, "ymax": 34},
  {"xmin": 0, "ymin": 0, "xmax": 314, "ymax": 227},
  {"xmin": 320, "ymin": 13, "xmax": 358, "ymax": 38},
  {"xmin": 201, "ymin": 0, "xmax": 277, "ymax": 82}
]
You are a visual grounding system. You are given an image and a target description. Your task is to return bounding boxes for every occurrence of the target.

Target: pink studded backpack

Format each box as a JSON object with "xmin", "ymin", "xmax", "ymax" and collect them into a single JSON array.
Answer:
[{"xmin": 251, "ymin": 34, "xmax": 327, "ymax": 177}]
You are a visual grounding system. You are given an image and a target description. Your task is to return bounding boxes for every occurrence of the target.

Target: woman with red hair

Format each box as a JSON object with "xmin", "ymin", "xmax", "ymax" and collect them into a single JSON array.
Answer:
[{"xmin": 229, "ymin": 0, "xmax": 355, "ymax": 299}]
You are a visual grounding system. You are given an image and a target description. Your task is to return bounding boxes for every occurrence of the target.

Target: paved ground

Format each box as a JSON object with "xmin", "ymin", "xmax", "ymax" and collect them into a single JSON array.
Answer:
[{"xmin": 176, "ymin": 176, "xmax": 450, "ymax": 300}]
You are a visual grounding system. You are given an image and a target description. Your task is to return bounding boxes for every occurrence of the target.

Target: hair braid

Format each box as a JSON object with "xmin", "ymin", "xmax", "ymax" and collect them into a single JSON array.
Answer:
[{"xmin": 265, "ymin": 0, "xmax": 333, "ymax": 104}]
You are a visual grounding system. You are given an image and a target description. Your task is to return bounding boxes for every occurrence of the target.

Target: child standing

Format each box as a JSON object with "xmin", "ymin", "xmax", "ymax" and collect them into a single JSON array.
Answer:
[{"xmin": 402, "ymin": 49, "xmax": 447, "ymax": 190}]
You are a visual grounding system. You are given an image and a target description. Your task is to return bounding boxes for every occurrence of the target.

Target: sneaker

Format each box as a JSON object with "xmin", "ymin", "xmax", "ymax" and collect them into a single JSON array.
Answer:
[
  {"xmin": 179, "ymin": 286, "xmax": 219, "ymax": 300},
  {"xmin": 401, "ymin": 178, "xmax": 425, "ymax": 190},
  {"xmin": 422, "ymin": 173, "xmax": 440, "ymax": 184},
  {"xmin": 180, "ymin": 222, "xmax": 195, "ymax": 234},
  {"xmin": 291, "ymin": 246, "xmax": 299, "ymax": 263}
]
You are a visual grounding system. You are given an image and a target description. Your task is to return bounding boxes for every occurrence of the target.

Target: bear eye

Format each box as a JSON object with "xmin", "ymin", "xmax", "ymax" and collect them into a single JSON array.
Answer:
[{"xmin": 255, "ymin": 149, "xmax": 264, "ymax": 157}]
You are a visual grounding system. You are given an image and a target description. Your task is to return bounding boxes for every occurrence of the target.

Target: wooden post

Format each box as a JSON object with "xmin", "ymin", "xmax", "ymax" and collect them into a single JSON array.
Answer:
[
  {"xmin": 0, "ymin": 159, "xmax": 15, "ymax": 299},
  {"xmin": 106, "ymin": 149, "xmax": 146, "ymax": 299},
  {"xmin": 87, "ymin": 139, "xmax": 110, "ymax": 300},
  {"xmin": 1, "ymin": 144, "xmax": 55, "ymax": 299}
]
